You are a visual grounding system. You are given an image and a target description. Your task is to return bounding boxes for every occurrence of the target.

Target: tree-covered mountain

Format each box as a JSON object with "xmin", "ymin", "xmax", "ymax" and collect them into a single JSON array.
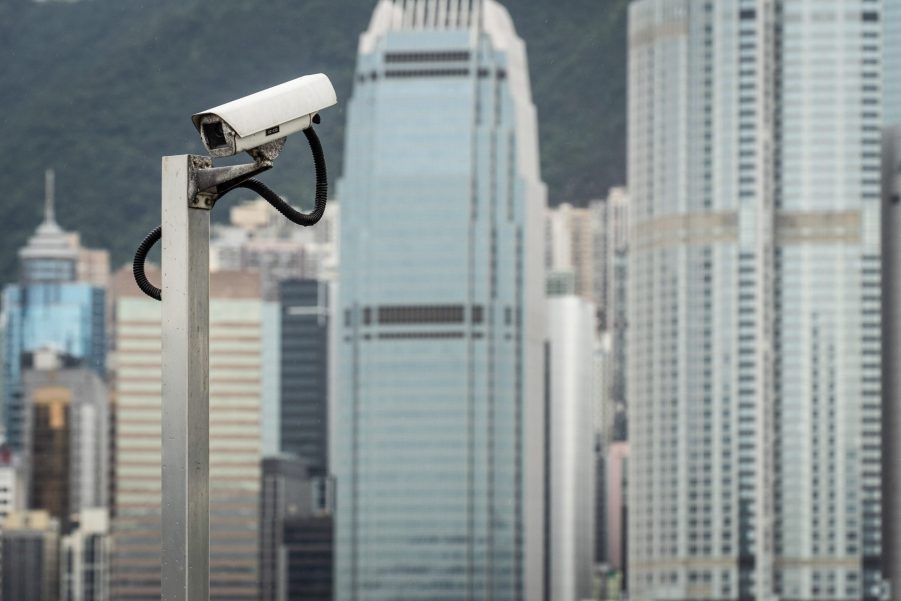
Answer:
[{"xmin": 0, "ymin": 0, "xmax": 627, "ymax": 281}]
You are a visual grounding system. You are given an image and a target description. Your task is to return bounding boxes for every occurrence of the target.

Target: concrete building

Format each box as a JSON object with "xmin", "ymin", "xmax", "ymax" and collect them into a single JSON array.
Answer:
[
  {"xmin": 629, "ymin": 1, "xmax": 882, "ymax": 599},
  {"xmin": 546, "ymin": 295, "xmax": 596, "ymax": 601},
  {"xmin": 546, "ymin": 203, "xmax": 596, "ymax": 301},
  {"xmin": 335, "ymin": 0, "xmax": 547, "ymax": 598},
  {"xmin": 110, "ymin": 267, "xmax": 262, "ymax": 601},
  {"xmin": 1, "ymin": 509, "xmax": 60, "ymax": 601},
  {"xmin": 603, "ymin": 441, "xmax": 629, "ymax": 574},
  {"xmin": 60, "ymin": 508, "xmax": 111, "ymax": 601},
  {"xmin": 24, "ymin": 349, "xmax": 108, "ymax": 532}
]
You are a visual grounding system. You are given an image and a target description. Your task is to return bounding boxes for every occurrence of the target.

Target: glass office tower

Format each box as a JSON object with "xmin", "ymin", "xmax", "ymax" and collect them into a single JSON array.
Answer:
[
  {"xmin": 628, "ymin": 1, "xmax": 882, "ymax": 599},
  {"xmin": 335, "ymin": 1, "xmax": 546, "ymax": 599}
]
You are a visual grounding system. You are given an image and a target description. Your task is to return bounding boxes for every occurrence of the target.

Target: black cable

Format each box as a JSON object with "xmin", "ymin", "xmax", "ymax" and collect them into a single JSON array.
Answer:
[
  {"xmin": 133, "ymin": 225, "xmax": 162, "ymax": 301},
  {"xmin": 132, "ymin": 126, "xmax": 328, "ymax": 301},
  {"xmin": 236, "ymin": 126, "xmax": 328, "ymax": 226}
]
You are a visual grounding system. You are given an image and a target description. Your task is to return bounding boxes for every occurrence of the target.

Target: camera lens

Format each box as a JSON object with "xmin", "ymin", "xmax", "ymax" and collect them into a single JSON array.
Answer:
[{"xmin": 202, "ymin": 122, "xmax": 229, "ymax": 149}]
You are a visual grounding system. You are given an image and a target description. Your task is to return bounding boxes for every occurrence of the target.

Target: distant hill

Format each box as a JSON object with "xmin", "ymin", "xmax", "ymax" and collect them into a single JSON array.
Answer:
[{"xmin": 0, "ymin": 0, "xmax": 627, "ymax": 281}]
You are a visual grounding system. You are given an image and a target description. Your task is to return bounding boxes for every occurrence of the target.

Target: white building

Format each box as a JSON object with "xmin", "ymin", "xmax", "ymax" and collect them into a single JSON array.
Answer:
[
  {"xmin": 60, "ymin": 508, "xmax": 110, "ymax": 601},
  {"xmin": 546, "ymin": 296, "xmax": 596, "ymax": 601},
  {"xmin": 628, "ymin": 0, "xmax": 882, "ymax": 599}
]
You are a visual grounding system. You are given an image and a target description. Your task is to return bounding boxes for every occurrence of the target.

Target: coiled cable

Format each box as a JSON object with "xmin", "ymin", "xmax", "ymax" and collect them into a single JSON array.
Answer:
[{"xmin": 132, "ymin": 126, "xmax": 327, "ymax": 301}]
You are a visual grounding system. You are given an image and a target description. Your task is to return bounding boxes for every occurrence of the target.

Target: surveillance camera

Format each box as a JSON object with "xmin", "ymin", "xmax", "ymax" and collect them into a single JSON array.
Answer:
[{"xmin": 192, "ymin": 73, "xmax": 337, "ymax": 159}]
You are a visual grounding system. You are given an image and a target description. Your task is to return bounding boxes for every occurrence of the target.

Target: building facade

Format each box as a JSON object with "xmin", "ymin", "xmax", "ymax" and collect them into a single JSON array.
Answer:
[
  {"xmin": 886, "ymin": 0, "xmax": 901, "ymax": 126},
  {"xmin": 882, "ymin": 126, "xmax": 901, "ymax": 599},
  {"xmin": 24, "ymin": 350, "xmax": 109, "ymax": 532},
  {"xmin": 335, "ymin": 0, "xmax": 547, "ymax": 598},
  {"xmin": 61, "ymin": 508, "xmax": 111, "ymax": 601},
  {"xmin": 628, "ymin": 1, "xmax": 882, "ymax": 599},
  {"xmin": 546, "ymin": 203, "xmax": 596, "ymax": 301},
  {"xmin": 259, "ymin": 455, "xmax": 320, "ymax": 601},
  {"xmin": 545, "ymin": 296, "xmax": 596, "ymax": 601},
  {"xmin": 279, "ymin": 279, "xmax": 330, "ymax": 476},
  {"xmin": 110, "ymin": 267, "xmax": 262, "ymax": 601},
  {"xmin": 605, "ymin": 187, "xmax": 629, "ymax": 444},
  {"xmin": 1, "ymin": 510, "xmax": 60, "ymax": 601}
]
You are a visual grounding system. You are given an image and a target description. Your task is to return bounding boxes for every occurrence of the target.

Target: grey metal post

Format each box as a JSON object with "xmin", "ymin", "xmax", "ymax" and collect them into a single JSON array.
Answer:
[{"xmin": 161, "ymin": 154, "xmax": 212, "ymax": 601}]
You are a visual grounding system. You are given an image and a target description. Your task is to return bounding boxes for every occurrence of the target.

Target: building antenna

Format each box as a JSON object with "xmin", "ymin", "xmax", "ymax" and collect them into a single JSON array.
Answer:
[{"xmin": 44, "ymin": 168, "xmax": 55, "ymax": 224}]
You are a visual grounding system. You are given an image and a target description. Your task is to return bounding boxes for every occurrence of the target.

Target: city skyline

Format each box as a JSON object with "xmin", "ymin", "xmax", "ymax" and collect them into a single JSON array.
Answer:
[{"xmin": 0, "ymin": 0, "xmax": 899, "ymax": 599}]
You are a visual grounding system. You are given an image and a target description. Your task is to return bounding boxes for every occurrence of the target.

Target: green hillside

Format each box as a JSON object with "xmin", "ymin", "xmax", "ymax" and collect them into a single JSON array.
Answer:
[{"xmin": 0, "ymin": 0, "xmax": 627, "ymax": 281}]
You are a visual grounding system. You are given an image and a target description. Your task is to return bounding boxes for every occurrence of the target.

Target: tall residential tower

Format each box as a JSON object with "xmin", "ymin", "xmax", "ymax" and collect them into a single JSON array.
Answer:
[
  {"xmin": 335, "ymin": 1, "xmax": 546, "ymax": 598},
  {"xmin": 628, "ymin": 1, "xmax": 882, "ymax": 599}
]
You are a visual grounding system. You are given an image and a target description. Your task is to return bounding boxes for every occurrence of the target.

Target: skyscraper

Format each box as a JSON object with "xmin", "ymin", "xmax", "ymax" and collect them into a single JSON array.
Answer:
[
  {"xmin": 545, "ymin": 295, "xmax": 596, "ymax": 601},
  {"xmin": 279, "ymin": 279, "xmax": 330, "ymax": 475},
  {"xmin": 335, "ymin": 0, "xmax": 546, "ymax": 598},
  {"xmin": 24, "ymin": 348, "xmax": 109, "ymax": 532},
  {"xmin": 110, "ymin": 267, "xmax": 262, "ymax": 601},
  {"xmin": 2, "ymin": 170, "xmax": 107, "ymax": 451},
  {"xmin": 628, "ymin": 1, "xmax": 882, "ymax": 599}
]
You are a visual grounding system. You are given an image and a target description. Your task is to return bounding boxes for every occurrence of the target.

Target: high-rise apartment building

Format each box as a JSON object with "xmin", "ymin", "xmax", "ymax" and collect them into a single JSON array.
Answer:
[
  {"xmin": 61, "ymin": 508, "xmax": 111, "ymax": 601},
  {"xmin": 24, "ymin": 349, "xmax": 108, "ymax": 532},
  {"xmin": 110, "ymin": 267, "xmax": 262, "ymax": 601},
  {"xmin": 2, "ymin": 170, "xmax": 107, "ymax": 451},
  {"xmin": 546, "ymin": 295, "xmax": 596, "ymax": 601},
  {"xmin": 628, "ymin": 1, "xmax": 882, "ymax": 599},
  {"xmin": 335, "ymin": 1, "xmax": 547, "ymax": 598}
]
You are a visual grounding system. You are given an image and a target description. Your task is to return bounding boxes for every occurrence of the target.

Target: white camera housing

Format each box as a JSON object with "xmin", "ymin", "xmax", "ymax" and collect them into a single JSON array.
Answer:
[{"xmin": 192, "ymin": 73, "xmax": 337, "ymax": 159}]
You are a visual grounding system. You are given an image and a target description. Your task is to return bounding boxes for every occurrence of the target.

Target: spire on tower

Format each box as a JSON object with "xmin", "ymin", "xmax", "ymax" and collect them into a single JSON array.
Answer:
[{"xmin": 44, "ymin": 168, "xmax": 56, "ymax": 225}]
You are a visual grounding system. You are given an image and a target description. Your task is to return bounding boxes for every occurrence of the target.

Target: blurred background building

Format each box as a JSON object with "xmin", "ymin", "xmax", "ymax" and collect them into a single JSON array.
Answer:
[
  {"xmin": 334, "ymin": 0, "xmax": 547, "ymax": 598},
  {"xmin": 545, "ymin": 295, "xmax": 596, "ymax": 601},
  {"xmin": 60, "ymin": 508, "xmax": 111, "ymax": 601},
  {"xmin": 2, "ymin": 170, "xmax": 107, "ymax": 452},
  {"xmin": 109, "ymin": 267, "xmax": 262, "ymax": 601},
  {"xmin": 886, "ymin": 0, "xmax": 900, "ymax": 127},
  {"xmin": 882, "ymin": 125, "xmax": 901, "ymax": 599},
  {"xmin": 1, "ymin": 509, "xmax": 60, "ymax": 601},
  {"xmin": 24, "ymin": 347, "xmax": 108, "ymax": 533},
  {"xmin": 628, "ymin": 1, "xmax": 882, "ymax": 599}
]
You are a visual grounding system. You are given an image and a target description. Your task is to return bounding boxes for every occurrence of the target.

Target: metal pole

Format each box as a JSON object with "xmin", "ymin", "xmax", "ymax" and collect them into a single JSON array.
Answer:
[{"xmin": 161, "ymin": 154, "xmax": 212, "ymax": 601}]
